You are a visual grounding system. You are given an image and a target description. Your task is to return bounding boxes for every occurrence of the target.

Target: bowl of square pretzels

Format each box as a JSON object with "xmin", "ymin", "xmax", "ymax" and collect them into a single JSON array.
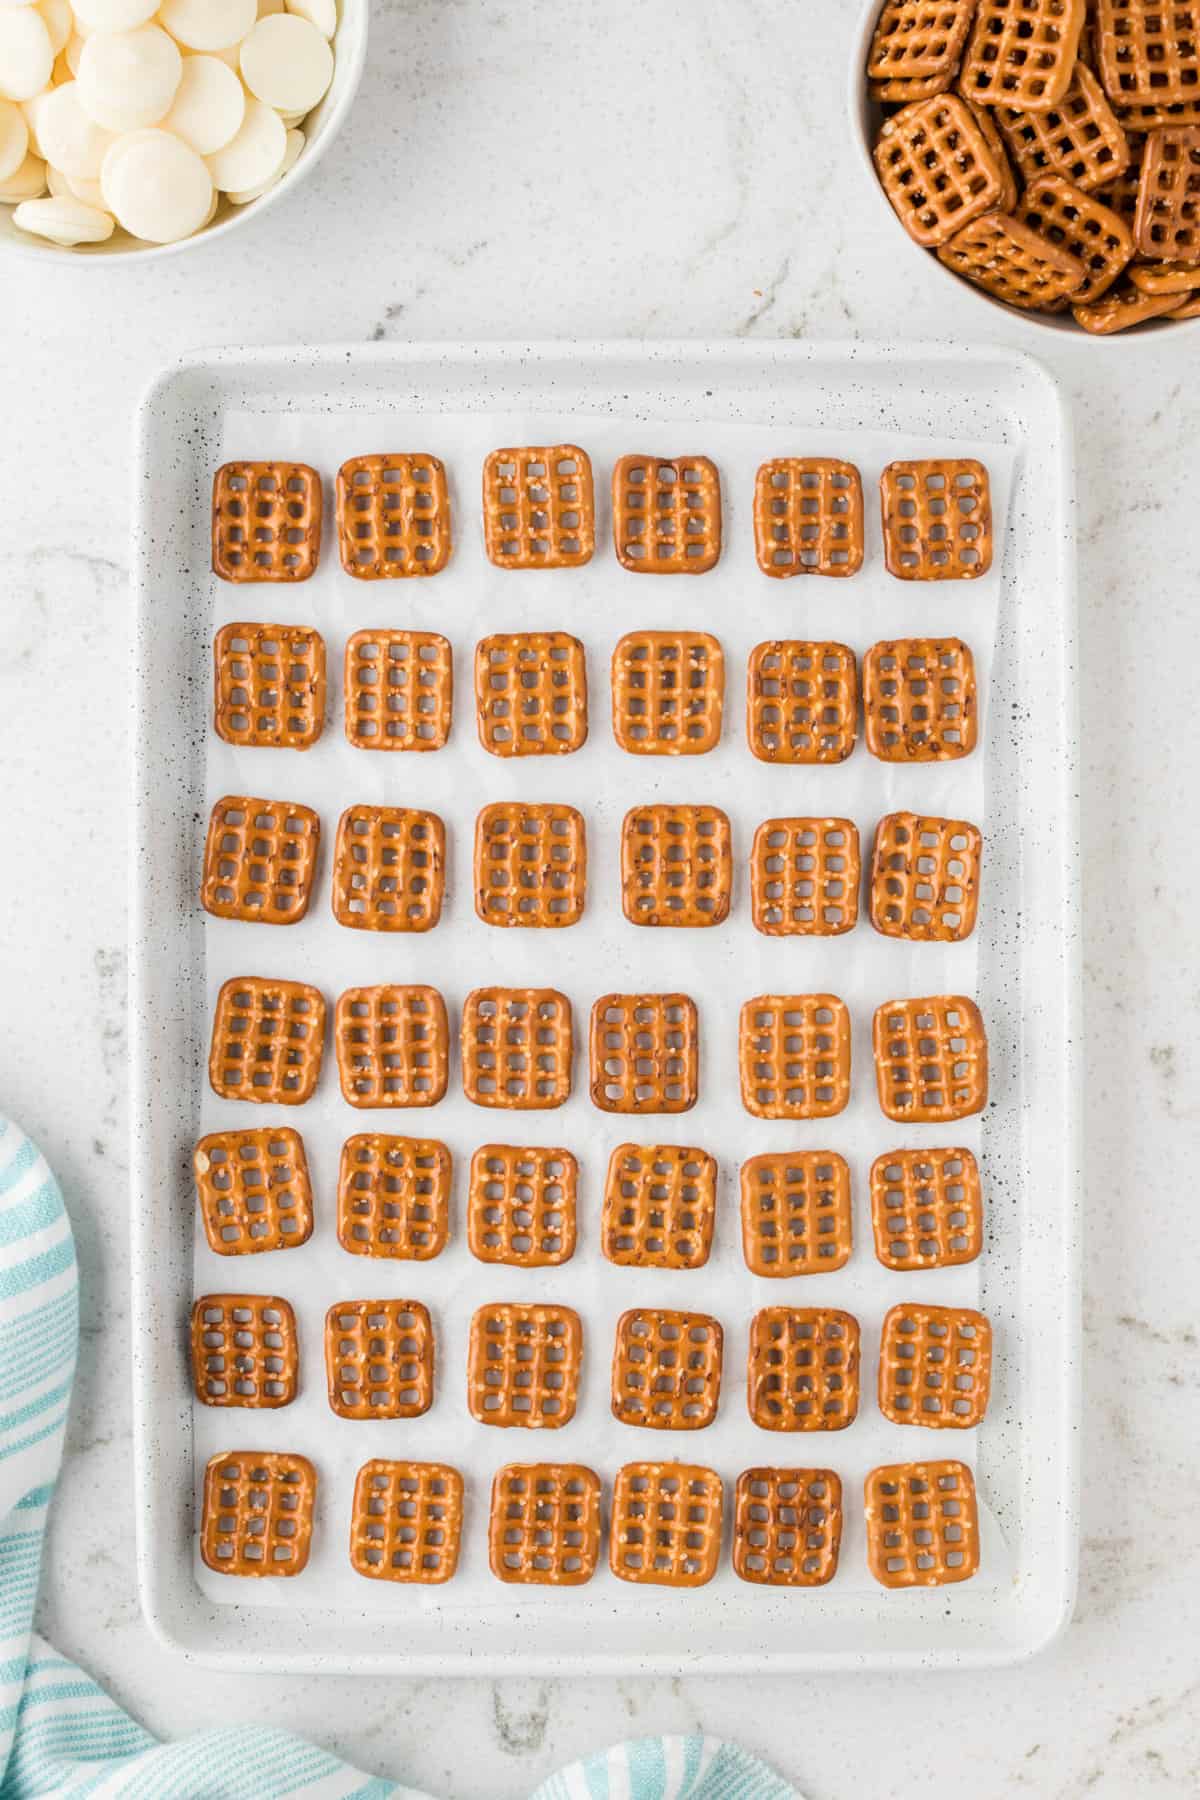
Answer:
[{"xmin": 851, "ymin": 0, "xmax": 1200, "ymax": 335}]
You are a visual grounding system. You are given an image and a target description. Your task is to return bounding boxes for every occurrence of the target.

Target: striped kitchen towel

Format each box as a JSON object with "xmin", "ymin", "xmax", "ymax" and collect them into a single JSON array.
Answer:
[{"xmin": 0, "ymin": 1118, "xmax": 798, "ymax": 1800}]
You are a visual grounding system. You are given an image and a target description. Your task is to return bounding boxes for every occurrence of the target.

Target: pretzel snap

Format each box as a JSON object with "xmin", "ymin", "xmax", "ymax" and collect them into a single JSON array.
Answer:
[
  {"xmin": 335, "ymin": 453, "xmax": 451, "ymax": 578},
  {"xmin": 474, "ymin": 801, "xmax": 586, "ymax": 929},
  {"xmin": 733, "ymin": 1468, "xmax": 842, "ymax": 1587},
  {"xmin": 869, "ymin": 812, "xmax": 982, "ymax": 942},
  {"xmin": 200, "ymin": 1449, "xmax": 316, "ymax": 1578},
  {"xmin": 212, "ymin": 461, "xmax": 322, "ymax": 583},
  {"xmin": 611, "ymin": 1308, "xmax": 723, "ymax": 1430},
  {"xmin": 871, "ymin": 1147, "xmax": 983, "ymax": 1270},
  {"xmin": 1072, "ymin": 278, "xmax": 1182, "ymax": 329},
  {"xmin": 753, "ymin": 457, "xmax": 864, "ymax": 577},
  {"xmin": 738, "ymin": 994, "xmax": 851, "ymax": 1120},
  {"xmin": 482, "ymin": 446, "xmax": 594, "ymax": 569},
  {"xmin": 865, "ymin": 1459, "xmax": 980, "ymax": 1587},
  {"xmin": 872, "ymin": 995, "xmax": 989, "ymax": 1121},
  {"xmin": 194, "ymin": 1126, "xmax": 313, "ymax": 1255},
  {"xmin": 873, "ymin": 95, "xmax": 1006, "ymax": 247},
  {"xmin": 959, "ymin": 0, "xmax": 1085, "ymax": 112},
  {"xmin": 488, "ymin": 1463, "xmax": 602, "ymax": 1585},
  {"xmin": 468, "ymin": 1144, "xmax": 578, "ymax": 1266},
  {"xmin": 331, "ymin": 805, "xmax": 445, "ymax": 933},
  {"xmin": 602, "ymin": 1143, "xmax": 717, "ymax": 1270},
  {"xmin": 739, "ymin": 1151, "xmax": 852, "ymax": 1277},
  {"xmin": 334, "ymin": 985, "xmax": 449, "ymax": 1109},
  {"xmin": 344, "ymin": 629, "xmax": 453, "ymax": 752},
  {"xmin": 747, "ymin": 1307, "xmax": 860, "ymax": 1432},
  {"xmin": 880, "ymin": 460, "xmax": 992, "ymax": 579},
  {"xmin": 461, "ymin": 987, "xmax": 573, "ymax": 1110},
  {"xmin": 201, "ymin": 795, "xmax": 320, "ymax": 926},
  {"xmin": 1094, "ymin": 1, "xmax": 1200, "ymax": 106},
  {"xmin": 620, "ymin": 803, "xmax": 732, "ymax": 928},
  {"xmin": 475, "ymin": 631, "xmax": 588, "ymax": 757},
  {"xmin": 325, "ymin": 1298, "xmax": 434, "ymax": 1418},
  {"xmin": 746, "ymin": 640, "xmax": 857, "ymax": 764},
  {"xmin": 1016, "ymin": 174, "xmax": 1134, "ymax": 302},
  {"xmin": 208, "ymin": 976, "xmax": 326, "ymax": 1106},
  {"xmin": 866, "ymin": 0, "xmax": 976, "ymax": 102},
  {"xmin": 213, "ymin": 622, "xmax": 326, "ymax": 750},
  {"xmin": 995, "ymin": 65, "xmax": 1130, "ymax": 192},
  {"xmin": 191, "ymin": 1294, "xmax": 298, "ymax": 1409},
  {"xmin": 589, "ymin": 992, "xmax": 699, "ymax": 1114},
  {"xmin": 337, "ymin": 1133, "xmax": 451, "ymax": 1261},
  {"xmin": 863, "ymin": 637, "xmax": 978, "ymax": 760},
  {"xmin": 466, "ymin": 1301, "xmax": 583, "ymax": 1429},
  {"xmin": 878, "ymin": 1303, "xmax": 993, "ymax": 1429},
  {"xmin": 611, "ymin": 630, "xmax": 724, "ymax": 755},
  {"xmin": 750, "ymin": 818, "xmax": 860, "ymax": 937},
  {"xmin": 1134, "ymin": 125, "xmax": 1200, "ymax": 259},
  {"xmin": 611, "ymin": 454, "xmax": 722, "ymax": 573},
  {"xmin": 609, "ymin": 1462, "xmax": 723, "ymax": 1587},
  {"xmin": 349, "ymin": 1459, "xmax": 463, "ymax": 1584},
  {"xmin": 938, "ymin": 210, "xmax": 1088, "ymax": 309}
]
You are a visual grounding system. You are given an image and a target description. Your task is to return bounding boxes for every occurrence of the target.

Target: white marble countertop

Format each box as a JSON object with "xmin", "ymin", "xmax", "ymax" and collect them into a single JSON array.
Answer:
[{"xmin": 2, "ymin": 3, "xmax": 1198, "ymax": 1795}]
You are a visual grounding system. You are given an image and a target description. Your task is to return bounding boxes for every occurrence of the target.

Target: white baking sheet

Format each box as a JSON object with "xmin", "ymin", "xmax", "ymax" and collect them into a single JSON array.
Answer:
[
  {"xmin": 194, "ymin": 404, "xmax": 1010, "ymax": 1615},
  {"xmin": 132, "ymin": 341, "xmax": 1079, "ymax": 1671}
]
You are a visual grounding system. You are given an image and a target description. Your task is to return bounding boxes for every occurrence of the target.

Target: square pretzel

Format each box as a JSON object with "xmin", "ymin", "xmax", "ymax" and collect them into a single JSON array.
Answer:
[
  {"xmin": 331, "ymin": 805, "xmax": 445, "ymax": 933},
  {"xmin": 475, "ymin": 632, "xmax": 588, "ymax": 756},
  {"xmin": 334, "ymin": 985, "xmax": 449, "ymax": 1109},
  {"xmin": 335, "ymin": 453, "xmax": 451, "ymax": 578},
  {"xmin": 938, "ymin": 211, "xmax": 1088, "ymax": 309},
  {"xmin": 1016, "ymin": 173, "xmax": 1134, "ymax": 302},
  {"xmin": 482, "ymin": 445, "xmax": 595, "ymax": 568},
  {"xmin": 349, "ymin": 1459, "xmax": 463, "ymax": 1584},
  {"xmin": 325, "ymin": 1298, "xmax": 434, "ymax": 1418},
  {"xmin": 866, "ymin": 0, "xmax": 977, "ymax": 101},
  {"xmin": 863, "ymin": 638, "xmax": 978, "ymax": 760},
  {"xmin": 191, "ymin": 1294, "xmax": 298, "ymax": 1408},
  {"xmin": 213, "ymin": 622, "xmax": 326, "ymax": 750},
  {"xmin": 621, "ymin": 804, "xmax": 732, "ymax": 928},
  {"xmin": 602, "ymin": 1143, "xmax": 717, "ymax": 1270},
  {"xmin": 468, "ymin": 1144, "xmax": 578, "ymax": 1265},
  {"xmin": 200, "ymin": 1450, "xmax": 316, "ymax": 1577},
  {"xmin": 750, "ymin": 818, "xmax": 860, "ymax": 937},
  {"xmin": 208, "ymin": 977, "xmax": 325, "ymax": 1105},
  {"xmin": 1135, "ymin": 126, "xmax": 1200, "ymax": 258},
  {"xmin": 609, "ymin": 1462, "xmax": 723, "ymax": 1587},
  {"xmin": 474, "ymin": 802, "xmax": 586, "ymax": 929},
  {"xmin": 589, "ymin": 992, "xmax": 699, "ymax": 1114},
  {"xmin": 212, "ymin": 462, "xmax": 322, "ymax": 583},
  {"xmin": 733, "ymin": 1468, "xmax": 843, "ymax": 1587},
  {"xmin": 611, "ymin": 631, "xmax": 724, "ymax": 755},
  {"xmin": 865, "ymin": 1459, "xmax": 980, "ymax": 1587},
  {"xmin": 344, "ymin": 629, "xmax": 453, "ymax": 752},
  {"xmin": 738, "ymin": 994, "xmax": 851, "ymax": 1120},
  {"xmin": 879, "ymin": 1304, "xmax": 994, "ymax": 1428},
  {"xmin": 739, "ymin": 1151, "xmax": 852, "ymax": 1277},
  {"xmin": 880, "ymin": 461, "xmax": 992, "ymax": 580},
  {"xmin": 611, "ymin": 454, "xmax": 722, "ymax": 573},
  {"xmin": 201, "ymin": 795, "xmax": 320, "ymax": 925},
  {"xmin": 870, "ymin": 812, "xmax": 983, "ymax": 942},
  {"xmin": 489, "ymin": 1463, "xmax": 602, "ymax": 1584},
  {"xmin": 871, "ymin": 1147, "xmax": 984, "ymax": 1269},
  {"xmin": 746, "ymin": 640, "xmax": 857, "ymax": 764},
  {"xmin": 996, "ymin": 65, "xmax": 1131, "ymax": 192},
  {"xmin": 1072, "ymin": 278, "xmax": 1182, "ymax": 330},
  {"xmin": 959, "ymin": 0, "xmax": 1086, "ymax": 110},
  {"xmin": 873, "ymin": 995, "xmax": 989, "ymax": 1121},
  {"xmin": 461, "ymin": 987, "xmax": 573, "ymax": 1110},
  {"xmin": 747, "ymin": 1307, "xmax": 861, "ymax": 1432},
  {"xmin": 467, "ymin": 1302, "xmax": 582, "ymax": 1428},
  {"xmin": 612, "ymin": 1308, "xmax": 724, "ymax": 1430},
  {"xmin": 194, "ymin": 1127, "xmax": 313, "ymax": 1255},
  {"xmin": 753, "ymin": 458, "xmax": 864, "ymax": 578},
  {"xmin": 1094, "ymin": 1, "xmax": 1200, "ymax": 106},
  {"xmin": 873, "ymin": 94, "xmax": 1006, "ymax": 247},
  {"xmin": 337, "ymin": 1133, "xmax": 451, "ymax": 1260}
]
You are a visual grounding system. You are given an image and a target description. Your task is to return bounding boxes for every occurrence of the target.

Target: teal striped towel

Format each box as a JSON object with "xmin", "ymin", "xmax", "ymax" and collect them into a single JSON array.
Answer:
[{"xmin": 0, "ymin": 1118, "xmax": 798, "ymax": 1800}]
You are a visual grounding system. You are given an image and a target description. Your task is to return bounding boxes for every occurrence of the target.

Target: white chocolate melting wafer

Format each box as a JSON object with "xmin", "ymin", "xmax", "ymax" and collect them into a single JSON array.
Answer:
[
  {"xmin": 12, "ymin": 191, "xmax": 112, "ymax": 242},
  {"xmin": 0, "ymin": 7, "xmax": 53, "ymax": 100},
  {"xmin": 204, "ymin": 93, "xmax": 284, "ymax": 191},
  {"xmin": 158, "ymin": 0, "xmax": 256, "ymax": 52},
  {"xmin": 77, "ymin": 25, "xmax": 181, "ymax": 132},
  {"xmin": 239, "ymin": 13, "xmax": 331, "ymax": 113},
  {"xmin": 164, "ymin": 53, "xmax": 245, "ymax": 155}
]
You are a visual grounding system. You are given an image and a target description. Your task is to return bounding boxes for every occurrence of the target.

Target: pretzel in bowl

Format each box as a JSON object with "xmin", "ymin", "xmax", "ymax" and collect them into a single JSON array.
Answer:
[
  {"xmin": 958, "ymin": 0, "xmax": 1085, "ymax": 112},
  {"xmin": 873, "ymin": 94, "xmax": 1006, "ymax": 247}
]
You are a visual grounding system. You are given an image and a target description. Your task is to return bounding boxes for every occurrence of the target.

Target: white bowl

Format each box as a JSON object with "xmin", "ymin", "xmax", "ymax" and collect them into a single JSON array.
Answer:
[
  {"xmin": 848, "ymin": 0, "xmax": 1198, "ymax": 341},
  {"xmin": 0, "ymin": 0, "xmax": 367, "ymax": 264}
]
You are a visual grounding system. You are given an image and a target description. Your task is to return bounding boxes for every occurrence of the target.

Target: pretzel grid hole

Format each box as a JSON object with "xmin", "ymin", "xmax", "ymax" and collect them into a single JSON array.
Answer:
[{"xmin": 346, "ymin": 634, "xmax": 452, "ymax": 750}]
